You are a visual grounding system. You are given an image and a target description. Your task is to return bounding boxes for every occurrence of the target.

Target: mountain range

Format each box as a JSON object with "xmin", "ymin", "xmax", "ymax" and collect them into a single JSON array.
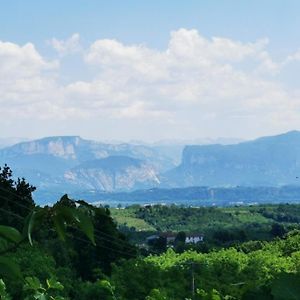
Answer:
[
  {"xmin": 165, "ymin": 131, "xmax": 300, "ymax": 187},
  {"xmin": 0, "ymin": 136, "xmax": 173, "ymax": 198},
  {"xmin": 1, "ymin": 131, "xmax": 300, "ymax": 204}
]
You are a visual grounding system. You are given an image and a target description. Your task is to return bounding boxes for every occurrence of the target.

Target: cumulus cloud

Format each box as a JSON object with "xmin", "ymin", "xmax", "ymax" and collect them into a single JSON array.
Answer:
[
  {"xmin": 283, "ymin": 49, "xmax": 300, "ymax": 66},
  {"xmin": 79, "ymin": 29, "xmax": 285, "ymax": 118},
  {"xmin": 0, "ymin": 41, "xmax": 57, "ymax": 77},
  {"xmin": 0, "ymin": 41, "xmax": 60, "ymax": 117},
  {"xmin": 1, "ymin": 29, "xmax": 300, "ymax": 140},
  {"xmin": 48, "ymin": 33, "xmax": 81, "ymax": 56}
]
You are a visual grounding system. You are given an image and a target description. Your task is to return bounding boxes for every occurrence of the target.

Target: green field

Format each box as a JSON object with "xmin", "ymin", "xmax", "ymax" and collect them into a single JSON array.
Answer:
[
  {"xmin": 111, "ymin": 204, "xmax": 300, "ymax": 246},
  {"xmin": 111, "ymin": 208, "xmax": 156, "ymax": 231}
]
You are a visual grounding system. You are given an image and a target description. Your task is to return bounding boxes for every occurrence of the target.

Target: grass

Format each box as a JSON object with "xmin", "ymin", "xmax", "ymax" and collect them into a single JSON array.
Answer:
[{"xmin": 111, "ymin": 208, "xmax": 156, "ymax": 231}]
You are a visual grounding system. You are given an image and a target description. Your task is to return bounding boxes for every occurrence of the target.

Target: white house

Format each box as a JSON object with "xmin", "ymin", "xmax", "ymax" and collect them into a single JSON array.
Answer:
[{"xmin": 185, "ymin": 234, "xmax": 204, "ymax": 244}]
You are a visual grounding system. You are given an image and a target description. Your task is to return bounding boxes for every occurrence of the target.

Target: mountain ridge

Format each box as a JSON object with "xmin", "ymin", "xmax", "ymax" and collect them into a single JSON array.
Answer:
[
  {"xmin": 1, "ymin": 131, "xmax": 300, "ymax": 203},
  {"xmin": 164, "ymin": 130, "xmax": 300, "ymax": 187}
]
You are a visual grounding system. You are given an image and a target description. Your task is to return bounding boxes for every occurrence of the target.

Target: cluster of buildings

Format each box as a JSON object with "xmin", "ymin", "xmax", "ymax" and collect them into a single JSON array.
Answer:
[{"xmin": 146, "ymin": 232, "xmax": 204, "ymax": 245}]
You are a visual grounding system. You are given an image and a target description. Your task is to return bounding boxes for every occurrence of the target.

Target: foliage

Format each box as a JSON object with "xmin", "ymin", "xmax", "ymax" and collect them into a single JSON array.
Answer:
[
  {"xmin": 0, "ymin": 279, "xmax": 11, "ymax": 300},
  {"xmin": 0, "ymin": 165, "xmax": 35, "ymax": 230},
  {"xmin": 145, "ymin": 288, "xmax": 168, "ymax": 300},
  {"xmin": 112, "ymin": 203, "xmax": 300, "ymax": 251},
  {"xmin": 23, "ymin": 276, "xmax": 64, "ymax": 300},
  {"xmin": 72, "ymin": 279, "xmax": 116, "ymax": 300},
  {"xmin": 111, "ymin": 233, "xmax": 300, "ymax": 299},
  {"xmin": 2, "ymin": 166, "xmax": 300, "ymax": 299}
]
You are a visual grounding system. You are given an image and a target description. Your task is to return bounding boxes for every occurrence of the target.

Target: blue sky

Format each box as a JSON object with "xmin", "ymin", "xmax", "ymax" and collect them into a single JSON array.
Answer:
[
  {"xmin": 1, "ymin": 1, "xmax": 300, "ymax": 141},
  {"xmin": 2, "ymin": 1, "xmax": 299, "ymax": 52}
]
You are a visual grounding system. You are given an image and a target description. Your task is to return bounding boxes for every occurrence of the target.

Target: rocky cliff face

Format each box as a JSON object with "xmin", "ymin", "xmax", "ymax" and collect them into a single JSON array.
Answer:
[
  {"xmin": 1, "ymin": 136, "xmax": 82, "ymax": 159},
  {"xmin": 164, "ymin": 131, "xmax": 300, "ymax": 187},
  {"xmin": 3, "ymin": 131, "xmax": 300, "ymax": 204},
  {"xmin": 64, "ymin": 156, "xmax": 160, "ymax": 191},
  {"xmin": 0, "ymin": 137, "xmax": 166, "ymax": 195},
  {"xmin": 0, "ymin": 136, "xmax": 175, "ymax": 170}
]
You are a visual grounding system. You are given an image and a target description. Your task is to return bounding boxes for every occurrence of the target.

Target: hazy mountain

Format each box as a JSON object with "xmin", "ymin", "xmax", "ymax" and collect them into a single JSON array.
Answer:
[
  {"xmin": 0, "ymin": 136, "xmax": 172, "ymax": 198},
  {"xmin": 64, "ymin": 156, "xmax": 160, "ymax": 192},
  {"xmin": 0, "ymin": 137, "xmax": 29, "ymax": 149},
  {"xmin": 164, "ymin": 131, "xmax": 300, "ymax": 187},
  {"xmin": 133, "ymin": 137, "xmax": 244, "ymax": 165},
  {"xmin": 2, "ymin": 132, "xmax": 300, "ymax": 204},
  {"xmin": 0, "ymin": 135, "xmax": 175, "ymax": 169}
]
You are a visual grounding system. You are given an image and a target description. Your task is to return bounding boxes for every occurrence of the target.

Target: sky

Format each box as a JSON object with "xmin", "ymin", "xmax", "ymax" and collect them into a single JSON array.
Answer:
[{"xmin": 1, "ymin": 0, "xmax": 300, "ymax": 142}]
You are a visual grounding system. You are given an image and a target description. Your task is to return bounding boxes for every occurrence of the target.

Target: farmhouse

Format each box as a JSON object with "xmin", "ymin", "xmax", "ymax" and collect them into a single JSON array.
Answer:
[
  {"xmin": 146, "ymin": 232, "xmax": 204, "ymax": 245},
  {"xmin": 185, "ymin": 233, "xmax": 204, "ymax": 244}
]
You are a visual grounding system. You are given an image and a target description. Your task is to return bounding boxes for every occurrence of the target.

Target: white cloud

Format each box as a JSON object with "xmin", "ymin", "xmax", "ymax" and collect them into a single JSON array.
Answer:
[
  {"xmin": 48, "ymin": 33, "xmax": 81, "ymax": 56},
  {"xmin": 80, "ymin": 29, "xmax": 285, "ymax": 117},
  {"xmin": 0, "ymin": 41, "xmax": 57, "ymax": 78},
  {"xmin": 1, "ymin": 29, "xmax": 300, "ymax": 140},
  {"xmin": 0, "ymin": 41, "xmax": 59, "ymax": 116},
  {"xmin": 167, "ymin": 29, "xmax": 268, "ymax": 63}
]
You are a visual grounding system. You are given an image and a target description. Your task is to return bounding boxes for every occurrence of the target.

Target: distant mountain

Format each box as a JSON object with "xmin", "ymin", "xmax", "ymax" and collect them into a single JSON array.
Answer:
[
  {"xmin": 3, "ymin": 132, "xmax": 300, "ymax": 204},
  {"xmin": 0, "ymin": 136, "xmax": 174, "ymax": 170},
  {"xmin": 64, "ymin": 156, "xmax": 160, "ymax": 192},
  {"xmin": 138, "ymin": 137, "xmax": 244, "ymax": 165},
  {"xmin": 164, "ymin": 131, "xmax": 300, "ymax": 187},
  {"xmin": 0, "ymin": 137, "xmax": 29, "ymax": 149},
  {"xmin": 0, "ymin": 136, "xmax": 172, "ymax": 199}
]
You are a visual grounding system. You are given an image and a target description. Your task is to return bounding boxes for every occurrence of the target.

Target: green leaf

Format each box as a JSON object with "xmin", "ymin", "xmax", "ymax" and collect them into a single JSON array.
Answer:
[
  {"xmin": 56, "ymin": 206, "xmax": 78, "ymax": 224},
  {"xmin": 52, "ymin": 214, "xmax": 66, "ymax": 241},
  {"xmin": 0, "ymin": 279, "xmax": 6, "ymax": 294},
  {"xmin": 0, "ymin": 226, "xmax": 22, "ymax": 244},
  {"xmin": 24, "ymin": 276, "xmax": 42, "ymax": 291},
  {"xmin": 46, "ymin": 278, "xmax": 64, "ymax": 290},
  {"xmin": 0, "ymin": 279, "xmax": 11, "ymax": 300},
  {"xmin": 0, "ymin": 256, "xmax": 22, "ymax": 279},
  {"xmin": 33, "ymin": 291, "xmax": 46, "ymax": 300},
  {"xmin": 26, "ymin": 211, "xmax": 36, "ymax": 246},
  {"xmin": 73, "ymin": 210, "xmax": 95, "ymax": 245},
  {"xmin": 52, "ymin": 206, "xmax": 95, "ymax": 245},
  {"xmin": 24, "ymin": 209, "xmax": 46, "ymax": 246}
]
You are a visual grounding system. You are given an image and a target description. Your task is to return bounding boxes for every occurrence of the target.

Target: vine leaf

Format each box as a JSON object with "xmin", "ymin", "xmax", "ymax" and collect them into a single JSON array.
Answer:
[{"xmin": 0, "ymin": 225, "xmax": 22, "ymax": 244}]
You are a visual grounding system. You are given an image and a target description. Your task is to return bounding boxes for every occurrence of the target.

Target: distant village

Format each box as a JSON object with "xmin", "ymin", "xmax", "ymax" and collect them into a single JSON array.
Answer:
[{"xmin": 146, "ymin": 232, "xmax": 204, "ymax": 246}]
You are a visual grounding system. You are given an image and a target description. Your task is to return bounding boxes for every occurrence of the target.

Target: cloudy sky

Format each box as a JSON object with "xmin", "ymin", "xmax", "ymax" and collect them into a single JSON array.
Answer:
[{"xmin": 1, "ymin": 0, "xmax": 300, "ymax": 142}]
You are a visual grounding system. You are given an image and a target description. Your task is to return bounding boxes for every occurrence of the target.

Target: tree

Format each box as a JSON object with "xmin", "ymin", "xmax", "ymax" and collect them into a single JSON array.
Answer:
[
  {"xmin": 175, "ymin": 231, "xmax": 186, "ymax": 253},
  {"xmin": 69, "ymin": 199, "xmax": 137, "ymax": 278},
  {"xmin": 0, "ymin": 195, "xmax": 96, "ymax": 298},
  {"xmin": 0, "ymin": 165, "xmax": 35, "ymax": 230},
  {"xmin": 175, "ymin": 231, "xmax": 186, "ymax": 244},
  {"xmin": 271, "ymin": 223, "xmax": 286, "ymax": 238}
]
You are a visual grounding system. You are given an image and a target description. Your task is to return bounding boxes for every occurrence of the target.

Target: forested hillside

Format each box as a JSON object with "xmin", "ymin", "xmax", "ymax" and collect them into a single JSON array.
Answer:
[
  {"xmin": 1, "ymin": 166, "xmax": 300, "ymax": 299},
  {"xmin": 111, "ymin": 204, "xmax": 300, "ymax": 250}
]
